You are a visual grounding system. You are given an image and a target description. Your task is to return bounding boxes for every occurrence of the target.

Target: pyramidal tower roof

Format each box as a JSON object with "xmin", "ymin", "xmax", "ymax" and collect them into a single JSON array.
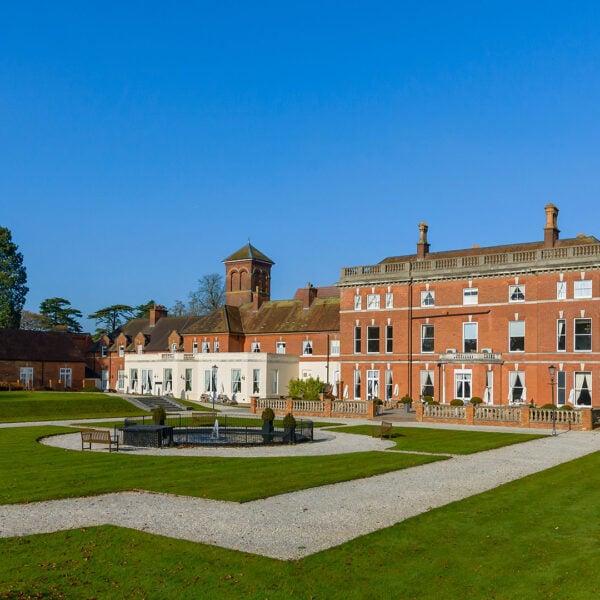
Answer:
[{"xmin": 222, "ymin": 243, "xmax": 275, "ymax": 265}]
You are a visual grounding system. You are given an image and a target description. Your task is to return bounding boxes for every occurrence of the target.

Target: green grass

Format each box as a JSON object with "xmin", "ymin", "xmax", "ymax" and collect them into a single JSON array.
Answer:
[
  {"xmin": 0, "ymin": 391, "xmax": 147, "ymax": 422},
  {"xmin": 1, "ymin": 451, "xmax": 599, "ymax": 598},
  {"xmin": 329, "ymin": 424, "xmax": 545, "ymax": 454},
  {"xmin": 0, "ymin": 426, "xmax": 443, "ymax": 504}
]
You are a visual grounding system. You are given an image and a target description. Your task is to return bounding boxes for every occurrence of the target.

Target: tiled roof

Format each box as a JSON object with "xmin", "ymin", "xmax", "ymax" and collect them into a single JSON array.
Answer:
[
  {"xmin": 143, "ymin": 316, "xmax": 202, "ymax": 351},
  {"xmin": 241, "ymin": 298, "xmax": 340, "ymax": 334},
  {"xmin": 380, "ymin": 235, "xmax": 600, "ymax": 264},
  {"xmin": 0, "ymin": 329, "xmax": 87, "ymax": 362},
  {"xmin": 222, "ymin": 243, "xmax": 274, "ymax": 264},
  {"xmin": 294, "ymin": 286, "xmax": 340, "ymax": 299}
]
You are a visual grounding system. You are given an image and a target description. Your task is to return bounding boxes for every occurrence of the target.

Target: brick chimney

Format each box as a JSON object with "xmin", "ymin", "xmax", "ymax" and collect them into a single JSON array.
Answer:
[
  {"xmin": 252, "ymin": 287, "xmax": 264, "ymax": 311},
  {"xmin": 417, "ymin": 222, "xmax": 430, "ymax": 259},
  {"xmin": 298, "ymin": 282, "xmax": 318, "ymax": 309},
  {"xmin": 544, "ymin": 203, "xmax": 560, "ymax": 248},
  {"xmin": 149, "ymin": 305, "xmax": 168, "ymax": 326}
]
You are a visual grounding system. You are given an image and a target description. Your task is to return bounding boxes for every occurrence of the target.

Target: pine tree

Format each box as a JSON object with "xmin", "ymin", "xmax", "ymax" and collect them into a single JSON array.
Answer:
[{"xmin": 0, "ymin": 227, "xmax": 28, "ymax": 329}]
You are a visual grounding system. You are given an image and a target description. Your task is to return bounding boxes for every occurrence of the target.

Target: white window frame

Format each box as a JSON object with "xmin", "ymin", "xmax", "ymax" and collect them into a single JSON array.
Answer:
[
  {"xmin": 557, "ymin": 281, "xmax": 567, "ymax": 300},
  {"xmin": 421, "ymin": 324, "xmax": 434, "ymax": 354},
  {"xmin": 366, "ymin": 294, "xmax": 380, "ymax": 310},
  {"xmin": 509, "ymin": 284, "xmax": 525, "ymax": 302},
  {"xmin": 171, "ymin": 342, "xmax": 177, "ymax": 353},
  {"xmin": 252, "ymin": 369, "xmax": 260, "ymax": 394},
  {"xmin": 59, "ymin": 367, "xmax": 72, "ymax": 388},
  {"xmin": 420, "ymin": 369, "xmax": 434, "ymax": 399},
  {"xmin": 201, "ymin": 341, "xmax": 210, "ymax": 353},
  {"xmin": 20, "ymin": 367, "xmax": 34, "ymax": 389},
  {"xmin": 213, "ymin": 340, "xmax": 220, "ymax": 353},
  {"xmin": 302, "ymin": 340, "xmax": 313, "ymax": 355},
  {"xmin": 574, "ymin": 280, "xmax": 592, "ymax": 299},
  {"xmin": 463, "ymin": 288, "xmax": 478, "ymax": 305},
  {"xmin": 509, "ymin": 321, "xmax": 525, "ymax": 352},
  {"xmin": 385, "ymin": 369, "xmax": 393, "ymax": 401},
  {"xmin": 421, "ymin": 291, "xmax": 435, "ymax": 307},
  {"xmin": 276, "ymin": 341, "xmax": 286, "ymax": 355},
  {"xmin": 454, "ymin": 369, "xmax": 472, "ymax": 401},
  {"xmin": 137, "ymin": 344, "xmax": 143, "ymax": 355},
  {"xmin": 574, "ymin": 318, "xmax": 592, "ymax": 352},
  {"xmin": 231, "ymin": 369, "xmax": 242, "ymax": 394},
  {"xmin": 366, "ymin": 326, "xmax": 380, "ymax": 354},
  {"xmin": 251, "ymin": 341, "xmax": 260, "ymax": 353},
  {"xmin": 271, "ymin": 369, "xmax": 279, "ymax": 394},
  {"xmin": 354, "ymin": 326, "xmax": 361, "ymax": 354},
  {"xmin": 118, "ymin": 344, "xmax": 124, "ymax": 357},
  {"xmin": 100, "ymin": 344, "xmax": 107, "ymax": 358},
  {"xmin": 574, "ymin": 371, "xmax": 592, "ymax": 406},
  {"xmin": 557, "ymin": 319, "xmax": 566, "ymax": 352},
  {"xmin": 463, "ymin": 322, "xmax": 478, "ymax": 353},
  {"xmin": 192, "ymin": 341, "xmax": 198, "ymax": 354},
  {"xmin": 557, "ymin": 370, "xmax": 566, "ymax": 406},
  {"xmin": 185, "ymin": 368, "xmax": 193, "ymax": 392},
  {"xmin": 353, "ymin": 369, "xmax": 361, "ymax": 399},
  {"xmin": 385, "ymin": 325, "xmax": 393, "ymax": 353},
  {"xmin": 509, "ymin": 371, "xmax": 526, "ymax": 403},
  {"xmin": 130, "ymin": 369, "xmax": 138, "ymax": 391},
  {"xmin": 330, "ymin": 339, "xmax": 340, "ymax": 356},
  {"xmin": 117, "ymin": 369, "xmax": 125, "ymax": 390},
  {"xmin": 366, "ymin": 370, "xmax": 380, "ymax": 400},
  {"xmin": 163, "ymin": 368, "xmax": 173, "ymax": 393},
  {"xmin": 354, "ymin": 295, "xmax": 362, "ymax": 310},
  {"xmin": 385, "ymin": 292, "xmax": 393, "ymax": 309}
]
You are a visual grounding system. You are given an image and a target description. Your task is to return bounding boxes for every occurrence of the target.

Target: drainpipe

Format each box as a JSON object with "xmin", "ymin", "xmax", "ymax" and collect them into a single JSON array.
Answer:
[{"xmin": 326, "ymin": 334, "xmax": 330, "ymax": 385}]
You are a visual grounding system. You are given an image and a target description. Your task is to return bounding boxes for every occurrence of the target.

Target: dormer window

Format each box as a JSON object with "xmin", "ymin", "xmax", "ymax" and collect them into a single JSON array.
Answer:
[
  {"xmin": 171, "ymin": 342, "xmax": 178, "ymax": 353},
  {"xmin": 201, "ymin": 341, "xmax": 210, "ymax": 353},
  {"xmin": 100, "ymin": 344, "xmax": 107, "ymax": 358},
  {"xmin": 137, "ymin": 344, "xmax": 143, "ymax": 355},
  {"xmin": 213, "ymin": 340, "xmax": 220, "ymax": 353},
  {"xmin": 118, "ymin": 344, "xmax": 124, "ymax": 358},
  {"xmin": 192, "ymin": 341, "xmax": 198, "ymax": 354}
]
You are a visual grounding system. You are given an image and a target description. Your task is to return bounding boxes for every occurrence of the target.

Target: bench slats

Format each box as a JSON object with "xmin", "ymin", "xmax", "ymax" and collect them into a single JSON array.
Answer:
[{"xmin": 81, "ymin": 429, "xmax": 119, "ymax": 452}]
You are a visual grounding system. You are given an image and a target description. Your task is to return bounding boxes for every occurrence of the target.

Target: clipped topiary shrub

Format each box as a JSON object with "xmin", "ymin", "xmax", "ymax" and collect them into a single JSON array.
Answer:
[
  {"xmin": 261, "ymin": 407, "xmax": 275, "ymax": 421},
  {"xmin": 540, "ymin": 403, "xmax": 556, "ymax": 410},
  {"xmin": 450, "ymin": 399, "xmax": 464, "ymax": 406},
  {"xmin": 283, "ymin": 413, "xmax": 296, "ymax": 428},
  {"xmin": 470, "ymin": 396, "xmax": 483, "ymax": 405},
  {"xmin": 421, "ymin": 395, "xmax": 433, "ymax": 404},
  {"xmin": 559, "ymin": 404, "xmax": 574, "ymax": 410},
  {"xmin": 400, "ymin": 395, "xmax": 413, "ymax": 404}
]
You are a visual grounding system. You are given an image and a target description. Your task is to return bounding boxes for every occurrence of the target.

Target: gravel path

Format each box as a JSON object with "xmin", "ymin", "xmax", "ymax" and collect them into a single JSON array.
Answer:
[{"xmin": 1, "ymin": 427, "xmax": 599, "ymax": 560}]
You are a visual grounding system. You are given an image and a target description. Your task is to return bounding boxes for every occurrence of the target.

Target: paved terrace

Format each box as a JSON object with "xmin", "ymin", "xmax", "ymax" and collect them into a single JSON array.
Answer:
[{"xmin": 0, "ymin": 415, "xmax": 599, "ymax": 560}]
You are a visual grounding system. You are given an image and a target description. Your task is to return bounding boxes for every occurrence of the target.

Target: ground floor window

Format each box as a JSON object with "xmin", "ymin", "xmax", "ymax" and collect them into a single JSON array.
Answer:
[
  {"xmin": 231, "ymin": 369, "xmax": 241, "ymax": 394},
  {"xmin": 130, "ymin": 369, "xmax": 138, "ymax": 392},
  {"xmin": 117, "ymin": 369, "xmax": 125, "ymax": 390},
  {"xmin": 59, "ymin": 368, "xmax": 72, "ymax": 389},
  {"xmin": 354, "ymin": 370, "xmax": 361, "ymax": 399},
  {"xmin": 421, "ymin": 370, "xmax": 434, "ymax": 399},
  {"xmin": 253, "ymin": 369, "xmax": 260, "ymax": 394},
  {"xmin": 163, "ymin": 369, "xmax": 173, "ymax": 393},
  {"xmin": 454, "ymin": 370, "xmax": 471, "ymax": 401},
  {"xmin": 185, "ymin": 368, "xmax": 193, "ymax": 392},
  {"xmin": 101, "ymin": 369, "xmax": 109, "ymax": 391},
  {"xmin": 574, "ymin": 371, "xmax": 592, "ymax": 406},
  {"xmin": 385, "ymin": 370, "xmax": 393, "ymax": 401},
  {"xmin": 19, "ymin": 367, "xmax": 33, "ymax": 389},
  {"xmin": 557, "ymin": 370, "xmax": 566, "ymax": 406},
  {"xmin": 509, "ymin": 371, "xmax": 525, "ymax": 403},
  {"xmin": 366, "ymin": 370, "xmax": 379, "ymax": 400},
  {"xmin": 141, "ymin": 369, "xmax": 153, "ymax": 394},
  {"xmin": 271, "ymin": 370, "xmax": 278, "ymax": 395}
]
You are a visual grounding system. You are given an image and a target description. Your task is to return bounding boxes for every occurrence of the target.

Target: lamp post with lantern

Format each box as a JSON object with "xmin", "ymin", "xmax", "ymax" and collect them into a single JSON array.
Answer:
[{"xmin": 548, "ymin": 364, "xmax": 557, "ymax": 436}]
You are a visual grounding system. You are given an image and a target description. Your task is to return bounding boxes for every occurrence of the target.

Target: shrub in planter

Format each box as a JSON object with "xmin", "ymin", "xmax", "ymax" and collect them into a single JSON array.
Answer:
[
  {"xmin": 152, "ymin": 406, "xmax": 167, "ymax": 425},
  {"xmin": 470, "ymin": 396, "xmax": 483, "ymax": 405},
  {"xmin": 450, "ymin": 399, "xmax": 464, "ymax": 406},
  {"xmin": 261, "ymin": 407, "xmax": 275, "ymax": 421},
  {"xmin": 540, "ymin": 403, "xmax": 556, "ymax": 409},
  {"xmin": 421, "ymin": 396, "xmax": 433, "ymax": 404},
  {"xmin": 559, "ymin": 404, "xmax": 574, "ymax": 411}
]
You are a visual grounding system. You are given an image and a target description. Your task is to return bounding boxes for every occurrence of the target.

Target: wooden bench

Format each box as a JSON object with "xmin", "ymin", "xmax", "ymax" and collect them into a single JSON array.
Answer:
[
  {"xmin": 81, "ymin": 429, "xmax": 119, "ymax": 452},
  {"xmin": 191, "ymin": 411, "xmax": 218, "ymax": 426},
  {"xmin": 375, "ymin": 421, "xmax": 393, "ymax": 439}
]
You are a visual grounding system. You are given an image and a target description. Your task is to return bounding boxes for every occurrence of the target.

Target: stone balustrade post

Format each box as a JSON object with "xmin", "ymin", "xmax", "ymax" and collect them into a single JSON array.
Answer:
[
  {"xmin": 465, "ymin": 403, "xmax": 474, "ymax": 425},
  {"xmin": 520, "ymin": 406, "xmax": 531, "ymax": 428},
  {"xmin": 286, "ymin": 398, "xmax": 294, "ymax": 415},
  {"xmin": 250, "ymin": 396, "xmax": 258, "ymax": 414},
  {"xmin": 415, "ymin": 402, "xmax": 424, "ymax": 422},
  {"xmin": 581, "ymin": 408, "xmax": 592, "ymax": 430},
  {"xmin": 324, "ymin": 398, "xmax": 332, "ymax": 417}
]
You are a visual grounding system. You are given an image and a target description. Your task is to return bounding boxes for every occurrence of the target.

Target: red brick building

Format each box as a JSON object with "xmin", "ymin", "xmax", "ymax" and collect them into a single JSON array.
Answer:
[{"xmin": 337, "ymin": 204, "xmax": 600, "ymax": 408}]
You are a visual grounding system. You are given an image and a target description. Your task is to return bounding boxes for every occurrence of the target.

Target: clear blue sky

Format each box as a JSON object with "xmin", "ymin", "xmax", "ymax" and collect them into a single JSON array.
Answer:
[{"xmin": 2, "ymin": 1, "xmax": 600, "ymax": 332}]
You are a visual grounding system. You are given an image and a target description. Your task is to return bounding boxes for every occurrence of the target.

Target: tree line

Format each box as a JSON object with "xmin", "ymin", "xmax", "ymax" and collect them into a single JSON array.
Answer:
[{"xmin": 0, "ymin": 226, "xmax": 225, "ymax": 338}]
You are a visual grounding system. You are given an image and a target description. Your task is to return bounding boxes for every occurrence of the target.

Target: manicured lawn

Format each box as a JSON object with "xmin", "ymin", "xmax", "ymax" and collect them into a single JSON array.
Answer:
[
  {"xmin": 1, "ymin": 451, "xmax": 599, "ymax": 598},
  {"xmin": 328, "ymin": 424, "xmax": 544, "ymax": 454},
  {"xmin": 0, "ymin": 426, "xmax": 442, "ymax": 504},
  {"xmin": 0, "ymin": 391, "xmax": 147, "ymax": 422}
]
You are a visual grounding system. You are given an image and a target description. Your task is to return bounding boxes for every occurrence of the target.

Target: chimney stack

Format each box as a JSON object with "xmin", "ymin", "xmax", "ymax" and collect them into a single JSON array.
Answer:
[
  {"xmin": 149, "ymin": 305, "xmax": 168, "ymax": 327},
  {"xmin": 417, "ymin": 222, "xmax": 430, "ymax": 259},
  {"xmin": 544, "ymin": 203, "xmax": 560, "ymax": 248}
]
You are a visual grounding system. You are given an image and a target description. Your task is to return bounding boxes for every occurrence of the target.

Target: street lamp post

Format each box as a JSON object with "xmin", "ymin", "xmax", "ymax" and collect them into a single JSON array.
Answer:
[
  {"xmin": 211, "ymin": 364, "xmax": 218, "ymax": 411},
  {"xmin": 548, "ymin": 364, "xmax": 557, "ymax": 436}
]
